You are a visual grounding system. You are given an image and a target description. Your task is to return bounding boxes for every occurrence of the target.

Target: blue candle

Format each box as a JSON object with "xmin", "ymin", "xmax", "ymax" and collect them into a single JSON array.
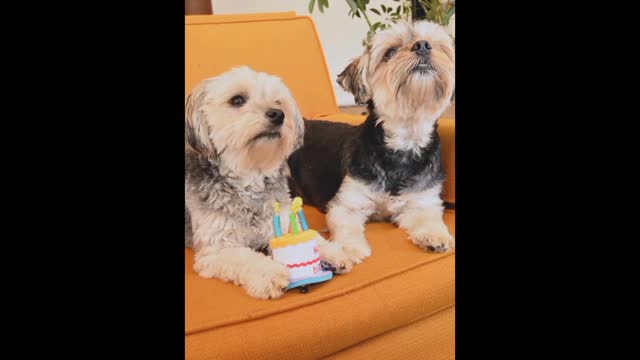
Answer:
[
  {"xmin": 291, "ymin": 197, "xmax": 308, "ymax": 231},
  {"xmin": 273, "ymin": 203, "xmax": 282, "ymax": 237},
  {"xmin": 297, "ymin": 210, "xmax": 308, "ymax": 231}
]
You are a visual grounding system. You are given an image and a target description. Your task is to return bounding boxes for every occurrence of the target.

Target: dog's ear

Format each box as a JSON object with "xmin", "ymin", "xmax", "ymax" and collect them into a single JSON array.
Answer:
[
  {"xmin": 292, "ymin": 104, "xmax": 305, "ymax": 152},
  {"xmin": 185, "ymin": 89, "xmax": 215, "ymax": 158},
  {"xmin": 337, "ymin": 54, "xmax": 370, "ymax": 105}
]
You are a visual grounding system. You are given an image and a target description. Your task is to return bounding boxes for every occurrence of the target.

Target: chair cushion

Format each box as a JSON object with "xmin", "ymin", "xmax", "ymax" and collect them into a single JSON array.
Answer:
[
  {"xmin": 185, "ymin": 204, "xmax": 454, "ymax": 359},
  {"xmin": 324, "ymin": 306, "xmax": 455, "ymax": 360}
]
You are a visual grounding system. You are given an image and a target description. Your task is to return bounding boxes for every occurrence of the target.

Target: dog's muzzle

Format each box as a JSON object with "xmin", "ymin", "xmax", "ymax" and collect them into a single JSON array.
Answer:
[
  {"xmin": 266, "ymin": 108, "xmax": 285, "ymax": 126},
  {"xmin": 410, "ymin": 41, "xmax": 434, "ymax": 73},
  {"xmin": 247, "ymin": 108, "xmax": 285, "ymax": 143},
  {"xmin": 413, "ymin": 55, "xmax": 434, "ymax": 73}
]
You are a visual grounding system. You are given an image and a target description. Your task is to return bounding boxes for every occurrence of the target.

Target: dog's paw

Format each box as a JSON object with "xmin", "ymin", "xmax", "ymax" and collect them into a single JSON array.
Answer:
[
  {"xmin": 342, "ymin": 241, "xmax": 371, "ymax": 264},
  {"xmin": 193, "ymin": 255, "xmax": 217, "ymax": 278},
  {"xmin": 410, "ymin": 230, "xmax": 455, "ymax": 253},
  {"xmin": 318, "ymin": 240, "xmax": 355, "ymax": 274},
  {"xmin": 243, "ymin": 261, "xmax": 290, "ymax": 300},
  {"xmin": 333, "ymin": 232, "xmax": 371, "ymax": 265},
  {"xmin": 320, "ymin": 260, "xmax": 337, "ymax": 272},
  {"xmin": 318, "ymin": 227, "xmax": 330, "ymax": 234}
]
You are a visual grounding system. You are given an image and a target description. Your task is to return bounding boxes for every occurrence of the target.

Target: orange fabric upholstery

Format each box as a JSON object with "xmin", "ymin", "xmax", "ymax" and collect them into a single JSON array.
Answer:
[
  {"xmin": 185, "ymin": 13, "xmax": 338, "ymax": 119},
  {"xmin": 185, "ymin": 12, "xmax": 455, "ymax": 360},
  {"xmin": 185, "ymin": 207, "xmax": 454, "ymax": 359},
  {"xmin": 325, "ymin": 306, "xmax": 455, "ymax": 360}
]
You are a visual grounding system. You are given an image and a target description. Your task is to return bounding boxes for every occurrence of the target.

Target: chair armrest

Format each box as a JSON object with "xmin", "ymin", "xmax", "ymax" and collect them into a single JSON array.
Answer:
[{"xmin": 438, "ymin": 118, "xmax": 455, "ymax": 206}]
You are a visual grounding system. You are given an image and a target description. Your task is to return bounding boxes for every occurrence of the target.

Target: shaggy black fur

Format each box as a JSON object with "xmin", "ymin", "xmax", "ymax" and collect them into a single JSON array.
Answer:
[{"xmin": 287, "ymin": 101, "xmax": 445, "ymax": 212}]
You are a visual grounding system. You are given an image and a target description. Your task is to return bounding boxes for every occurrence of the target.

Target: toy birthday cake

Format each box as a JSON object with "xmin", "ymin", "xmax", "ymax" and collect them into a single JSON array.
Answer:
[{"xmin": 270, "ymin": 197, "xmax": 333, "ymax": 292}]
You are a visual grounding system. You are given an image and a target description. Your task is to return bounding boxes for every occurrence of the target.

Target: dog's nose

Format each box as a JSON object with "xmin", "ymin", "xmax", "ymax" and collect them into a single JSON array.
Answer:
[
  {"xmin": 411, "ymin": 41, "xmax": 431, "ymax": 55},
  {"xmin": 266, "ymin": 109, "xmax": 285, "ymax": 125}
]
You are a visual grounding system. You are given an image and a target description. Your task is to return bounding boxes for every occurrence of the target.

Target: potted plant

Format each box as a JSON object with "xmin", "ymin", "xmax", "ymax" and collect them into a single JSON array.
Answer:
[{"xmin": 308, "ymin": 0, "xmax": 455, "ymax": 46}]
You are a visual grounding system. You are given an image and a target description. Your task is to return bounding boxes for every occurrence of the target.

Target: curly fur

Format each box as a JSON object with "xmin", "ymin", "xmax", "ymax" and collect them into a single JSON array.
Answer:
[{"xmin": 185, "ymin": 67, "xmax": 350, "ymax": 299}]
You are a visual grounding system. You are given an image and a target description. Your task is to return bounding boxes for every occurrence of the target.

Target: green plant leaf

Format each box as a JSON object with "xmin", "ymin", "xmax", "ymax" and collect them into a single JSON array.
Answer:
[
  {"xmin": 308, "ymin": 0, "xmax": 316, "ymax": 14},
  {"xmin": 371, "ymin": 8, "xmax": 381, "ymax": 15},
  {"xmin": 446, "ymin": 5, "xmax": 455, "ymax": 18},
  {"xmin": 346, "ymin": 0, "xmax": 358, "ymax": 13},
  {"xmin": 381, "ymin": 4, "xmax": 387, "ymax": 12},
  {"xmin": 443, "ymin": 8, "xmax": 454, "ymax": 25}
]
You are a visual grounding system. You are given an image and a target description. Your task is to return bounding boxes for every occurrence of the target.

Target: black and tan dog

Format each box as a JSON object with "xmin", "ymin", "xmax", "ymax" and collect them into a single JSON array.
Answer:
[{"xmin": 288, "ymin": 21, "xmax": 455, "ymax": 273}]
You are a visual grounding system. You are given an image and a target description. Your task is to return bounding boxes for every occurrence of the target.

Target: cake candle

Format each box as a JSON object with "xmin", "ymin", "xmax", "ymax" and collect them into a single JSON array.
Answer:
[
  {"xmin": 273, "ymin": 202, "xmax": 282, "ymax": 237},
  {"xmin": 289, "ymin": 212, "xmax": 299, "ymax": 234},
  {"xmin": 290, "ymin": 198, "xmax": 303, "ymax": 235},
  {"xmin": 297, "ymin": 209, "xmax": 308, "ymax": 231}
]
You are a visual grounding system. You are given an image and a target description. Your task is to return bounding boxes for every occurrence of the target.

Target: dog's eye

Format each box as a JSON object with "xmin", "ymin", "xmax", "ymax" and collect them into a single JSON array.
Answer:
[
  {"xmin": 229, "ymin": 95, "xmax": 246, "ymax": 107},
  {"xmin": 383, "ymin": 48, "xmax": 398, "ymax": 60}
]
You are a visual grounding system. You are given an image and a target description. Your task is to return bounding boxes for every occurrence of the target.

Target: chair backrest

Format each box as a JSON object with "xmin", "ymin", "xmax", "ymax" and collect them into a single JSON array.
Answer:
[{"xmin": 185, "ymin": 12, "xmax": 339, "ymax": 119}]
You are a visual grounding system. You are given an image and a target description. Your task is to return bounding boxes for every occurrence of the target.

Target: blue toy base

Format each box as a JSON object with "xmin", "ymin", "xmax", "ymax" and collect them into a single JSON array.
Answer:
[{"xmin": 286, "ymin": 271, "xmax": 333, "ymax": 290}]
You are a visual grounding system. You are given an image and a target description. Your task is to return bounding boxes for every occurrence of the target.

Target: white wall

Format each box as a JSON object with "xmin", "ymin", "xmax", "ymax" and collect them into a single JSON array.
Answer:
[{"xmin": 212, "ymin": 0, "xmax": 397, "ymax": 106}]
